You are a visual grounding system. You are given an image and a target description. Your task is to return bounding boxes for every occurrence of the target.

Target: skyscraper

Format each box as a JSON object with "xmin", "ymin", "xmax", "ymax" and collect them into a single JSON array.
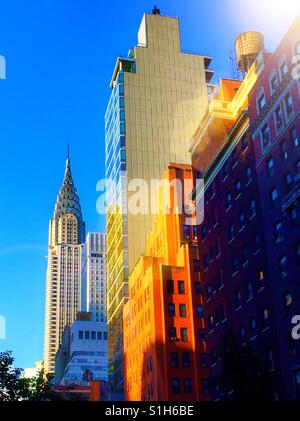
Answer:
[
  {"xmin": 105, "ymin": 9, "xmax": 213, "ymax": 393},
  {"xmin": 81, "ymin": 232, "xmax": 107, "ymax": 322},
  {"xmin": 44, "ymin": 155, "xmax": 85, "ymax": 374}
]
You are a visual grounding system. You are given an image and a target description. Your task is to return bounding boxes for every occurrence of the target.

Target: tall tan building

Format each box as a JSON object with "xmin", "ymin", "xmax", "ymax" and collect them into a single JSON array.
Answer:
[
  {"xmin": 105, "ymin": 8, "xmax": 214, "ymax": 393},
  {"xmin": 44, "ymin": 156, "xmax": 85, "ymax": 374}
]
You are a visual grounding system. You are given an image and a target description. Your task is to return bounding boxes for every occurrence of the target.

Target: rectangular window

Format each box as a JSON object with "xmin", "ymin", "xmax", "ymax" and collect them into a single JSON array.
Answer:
[
  {"xmin": 270, "ymin": 74, "xmax": 278, "ymax": 92},
  {"xmin": 280, "ymin": 139, "xmax": 288, "ymax": 160},
  {"xmin": 275, "ymin": 106, "xmax": 283, "ymax": 131},
  {"xmin": 196, "ymin": 305, "xmax": 204, "ymax": 318},
  {"xmin": 200, "ymin": 353, "xmax": 207, "ymax": 368},
  {"xmin": 279, "ymin": 255, "xmax": 288, "ymax": 277},
  {"xmin": 169, "ymin": 327, "xmax": 177, "ymax": 341},
  {"xmin": 91, "ymin": 331, "xmax": 96, "ymax": 340},
  {"xmin": 198, "ymin": 328, "xmax": 205, "ymax": 343},
  {"xmin": 170, "ymin": 352, "xmax": 179, "ymax": 368},
  {"xmin": 97, "ymin": 331, "xmax": 102, "ymax": 340},
  {"xmin": 179, "ymin": 304, "xmax": 187, "ymax": 318},
  {"xmin": 182, "ymin": 352, "xmax": 190, "ymax": 368},
  {"xmin": 202, "ymin": 379, "xmax": 209, "ymax": 395},
  {"xmin": 79, "ymin": 331, "xmax": 83, "ymax": 340},
  {"xmin": 285, "ymin": 172, "xmax": 293, "ymax": 192},
  {"xmin": 183, "ymin": 378, "xmax": 192, "ymax": 394},
  {"xmin": 280, "ymin": 61, "xmax": 288, "ymax": 79},
  {"xmin": 291, "ymin": 127, "xmax": 299, "ymax": 147},
  {"xmin": 181, "ymin": 328, "xmax": 188, "ymax": 342},
  {"xmin": 103, "ymin": 332, "xmax": 108, "ymax": 340},
  {"xmin": 168, "ymin": 303, "xmax": 175, "ymax": 317},
  {"xmin": 274, "ymin": 221, "xmax": 283, "ymax": 243},
  {"xmin": 284, "ymin": 91, "xmax": 293, "ymax": 117},
  {"xmin": 193, "ymin": 259, "xmax": 201, "ymax": 272},
  {"xmin": 195, "ymin": 282, "xmax": 202, "ymax": 294},
  {"xmin": 171, "ymin": 378, "xmax": 180, "ymax": 394},
  {"xmin": 258, "ymin": 94, "xmax": 266, "ymax": 112},
  {"xmin": 85, "ymin": 331, "xmax": 90, "ymax": 340},
  {"xmin": 270, "ymin": 187, "xmax": 279, "ymax": 208},
  {"xmin": 261, "ymin": 124, "xmax": 271, "ymax": 149},
  {"xmin": 266, "ymin": 157, "xmax": 274, "ymax": 178},
  {"xmin": 178, "ymin": 281, "xmax": 185, "ymax": 294},
  {"xmin": 167, "ymin": 280, "xmax": 174, "ymax": 294}
]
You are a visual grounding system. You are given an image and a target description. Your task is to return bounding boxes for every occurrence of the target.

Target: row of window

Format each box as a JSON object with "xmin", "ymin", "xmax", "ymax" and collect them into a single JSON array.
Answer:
[
  {"xmin": 78, "ymin": 330, "xmax": 107, "ymax": 341},
  {"xmin": 168, "ymin": 303, "xmax": 203, "ymax": 319},
  {"xmin": 171, "ymin": 377, "xmax": 209, "ymax": 395}
]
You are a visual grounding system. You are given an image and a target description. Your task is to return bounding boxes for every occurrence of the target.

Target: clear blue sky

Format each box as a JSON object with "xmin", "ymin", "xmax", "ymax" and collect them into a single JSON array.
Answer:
[{"xmin": 0, "ymin": 0, "xmax": 299, "ymax": 370}]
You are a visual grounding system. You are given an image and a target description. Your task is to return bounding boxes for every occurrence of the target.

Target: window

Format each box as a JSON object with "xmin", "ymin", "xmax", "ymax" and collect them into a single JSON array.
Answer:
[
  {"xmin": 240, "ymin": 326, "xmax": 246, "ymax": 341},
  {"xmin": 245, "ymin": 166, "xmax": 252, "ymax": 183},
  {"xmin": 226, "ymin": 191, "xmax": 232, "ymax": 209},
  {"xmin": 232, "ymin": 256, "xmax": 239, "ymax": 274},
  {"xmin": 254, "ymin": 234, "xmax": 261, "ymax": 253},
  {"xmin": 198, "ymin": 328, "xmax": 205, "ymax": 344},
  {"xmin": 289, "ymin": 206, "xmax": 297, "ymax": 227},
  {"xmin": 261, "ymin": 124, "xmax": 271, "ymax": 149},
  {"xmin": 270, "ymin": 72, "xmax": 278, "ymax": 93},
  {"xmin": 168, "ymin": 303, "xmax": 175, "ymax": 317},
  {"xmin": 284, "ymin": 91, "xmax": 293, "ymax": 117},
  {"xmin": 242, "ymin": 135, "xmax": 248, "ymax": 151},
  {"xmin": 262, "ymin": 308, "xmax": 270, "ymax": 327},
  {"xmin": 268, "ymin": 350, "xmax": 275, "ymax": 370},
  {"xmin": 295, "ymin": 160, "xmax": 300, "ymax": 175},
  {"xmin": 182, "ymin": 352, "xmax": 190, "ymax": 368},
  {"xmin": 169, "ymin": 327, "xmax": 177, "ymax": 341},
  {"xmin": 179, "ymin": 304, "xmax": 187, "ymax": 318},
  {"xmin": 232, "ymin": 148, "xmax": 238, "ymax": 166},
  {"xmin": 291, "ymin": 127, "xmax": 299, "ymax": 147},
  {"xmin": 280, "ymin": 139, "xmax": 288, "ymax": 160},
  {"xmin": 257, "ymin": 93, "xmax": 266, "ymax": 112},
  {"xmin": 236, "ymin": 179, "xmax": 241, "ymax": 195},
  {"xmin": 242, "ymin": 245, "xmax": 249, "ymax": 264},
  {"xmin": 97, "ymin": 331, "xmax": 102, "ymax": 340},
  {"xmin": 239, "ymin": 212, "xmax": 246, "ymax": 229},
  {"xmin": 229, "ymin": 223, "xmax": 235, "ymax": 240},
  {"xmin": 222, "ymin": 161, "xmax": 229, "ymax": 179},
  {"xmin": 196, "ymin": 305, "xmax": 204, "ymax": 318},
  {"xmin": 208, "ymin": 314, "xmax": 214, "ymax": 331},
  {"xmin": 250, "ymin": 199, "xmax": 256, "ymax": 218},
  {"xmin": 250, "ymin": 318, "xmax": 257, "ymax": 336},
  {"xmin": 280, "ymin": 60, "xmax": 288, "ymax": 79},
  {"xmin": 279, "ymin": 255, "xmax": 288, "ymax": 277},
  {"xmin": 91, "ymin": 331, "xmax": 96, "ymax": 340},
  {"xmin": 183, "ymin": 378, "xmax": 192, "ymax": 394},
  {"xmin": 79, "ymin": 331, "xmax": 83, "ymax": 340},
  {"xmin": 285, "ymin": 293, "xmax": 293, "ymax": 307},
  {"xmin": 200, "ymin": 353, "xmax": 207, "ymax": 368},
  {"xmin": 171, "ymin": 378, "xmax": 180, "ymax": 394},
  {"xmin": 294, "ymin": 369, "xmax": 300, "ymax": 397},
  {"xmin": 167, "ymin": 280, "xmax": 174, "ymax": 294},
  {"xmin": 193, "ymin": 259, "xmax": 201, "ymax": 272},
  {"xmin": 201, "ymin": 225, "xmax": 207, "ymax": 241},
  {"xmin": 195, "ymin": 282, "xmax": 202, "ymax": 294},
  {"xmin": 274, "ymin": 221, "xmax": 283, "ymax": 243},
  {"xmin": 285, "ymin": 172, "xmax": 293, "ymax": 192},
  {"xmin": 183, "ymin": 224, "xmax": 190, "ymax": 240},
  {"xmin": 270, "ymin": 187, "xmax": 279, "ymax": 207},
  {"xmin": 295, "ymin": 242, "xmax": 300, "ymax": 265},
  {"xmin": 170, "ymin": 352, "xmax": 179, "ymax": 368},
  {"xmin": 257, "ymin": 269, "xmax": 265, "ymax": 290},
  {"xmin": 235, "ymin": 290, "xmax": 242, "ymax": 308},
  {"xmin": 84, "ymin": 331, "xmax": 90, "ymax": 340},
  {"xmin": 203, "ymin": 254, "xmax": 209, "ymax": 270},
  {"xmin": 202, "ymin": 379, "xmax": 209, "ymax": 395},
  {"xmin": 178, "ymin": 281, "xmax": 185, "ymax": 294},
  {"xmin": 247, "ymin": 281, "xmax": 253, "ymax": 300},
  {"xmin": 266, "ymin": 157, "xmax": 274, "ymax": 177},
  {"xmin": 275, "ymin": 106, "xmax": 283, "ymax": 131},
  {"xmin": 181, "ymin": 328, "xmax": 188, "ymax": 342},
  {"xmin": 103, "ymin": 332, "xmax": 108, "ymax": 340}
]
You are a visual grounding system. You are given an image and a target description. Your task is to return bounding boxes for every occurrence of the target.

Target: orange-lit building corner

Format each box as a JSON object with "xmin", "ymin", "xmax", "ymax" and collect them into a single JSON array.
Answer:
[
  {"xmin": 189, "ymin": 49, "xmax": 271, "ymax": 175},
  {"xmin": 123, "ymin": 164, "xmax": 209, "ymax": 401}
]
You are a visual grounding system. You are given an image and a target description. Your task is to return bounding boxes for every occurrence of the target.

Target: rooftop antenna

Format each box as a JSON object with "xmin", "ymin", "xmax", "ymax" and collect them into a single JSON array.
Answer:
[{"xmin": 152, "ymin": 5, "xmax": 160, "ymax": 15}]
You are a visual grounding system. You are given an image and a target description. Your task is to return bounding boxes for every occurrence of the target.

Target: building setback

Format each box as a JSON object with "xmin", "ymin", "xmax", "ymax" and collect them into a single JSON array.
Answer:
[
  {"xmin": 123, "ymin": 164, "xmax": 209, "ymax": 401},
  {"xmin": 44, "ymin": 156, "xmax": 85, "ymax": 374},
  {"xmin": 82, "ymin": 232, "xmax": 107, "ymax": 322},
  {"xmin": 105, "ymin": 8, "xmax": 214, "ymax": 394},
  {"xmin": 248, "ymin": 14, "xmax": 300, "ymax": 399}
]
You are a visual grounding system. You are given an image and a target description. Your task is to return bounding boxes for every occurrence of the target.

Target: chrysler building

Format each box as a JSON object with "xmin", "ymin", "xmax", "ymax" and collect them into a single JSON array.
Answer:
[{"xmin": 44, "ymin": 154, "xmax": 85, "ymax": 374}]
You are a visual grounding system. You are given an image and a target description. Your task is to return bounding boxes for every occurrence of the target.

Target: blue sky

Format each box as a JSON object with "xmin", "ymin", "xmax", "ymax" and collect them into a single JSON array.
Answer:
[{"xmin": 0, "ymin": 0, "xmax": 299, "ymax": 370}]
